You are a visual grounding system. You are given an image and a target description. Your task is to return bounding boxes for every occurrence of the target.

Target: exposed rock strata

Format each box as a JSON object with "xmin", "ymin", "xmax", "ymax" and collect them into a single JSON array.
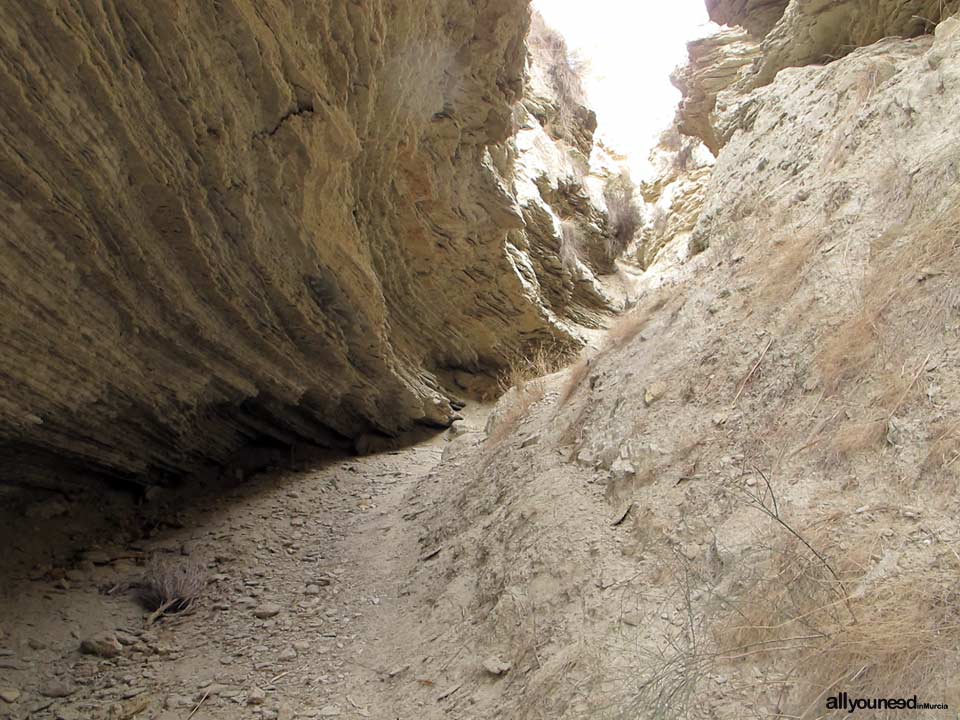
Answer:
[
  {"xmin": 415, "ymin": 14, "xmax": 960, "ymax": 717},
  {"xmin": 744, "ymin": 0, "xmax": 960, "ymax": 90},
  {"xmin": 671, "ymin": 29, "xmax": 762, "ymax": 154},
  {"xmin": 706, "ymin": 0, "xmax": 789, "ymax": 38},
  {"xmin": 634, "ymin": 132, "xmax": 713, "ymax": 268},
  {"xmin": 0, "ymin": 2, "xmax": 614, "ymax": 486},
  {"xmin": 694, "ymin": 0, "xmax": 958, "ymax": 153}
]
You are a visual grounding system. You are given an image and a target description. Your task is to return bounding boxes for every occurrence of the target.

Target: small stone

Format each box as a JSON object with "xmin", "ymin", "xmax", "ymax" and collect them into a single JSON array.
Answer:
[
  {"xmin": 0, "ymin": 688, "xmax": 20, "ymax": 703},
  {"xmin": 304, "ymin": 584, "xmax": 321, "ymax": 596},
  {"xmin": 319, "ymin": 705, "xmax": 341, "ymax": 716},
  {"xmin": 164, "ymin": 694, "xmax": 193, "ymax": 710},
  {"xmin": 621, "ymin": 612, "xmax": 641, "ymax": 627},
  {"xmin": 643, "ymin": 381, "xmax": 667, "ymax": 407},
  {"xmin": 115, "ymin": 631, "xmax": 139, "ymax": 647},
  {"xmin": 247, "ymin": 686, "xmax": 266, "ymax": 706},
  {"xmin": 292, "ymin": 640, "xmax": 310, "ymax": 652},
  {"xmin": 253, "ymin": 603, "xmax": 281, "ymax": 619},
  {"xmin": 82, "ymin": 550, "xmax": 112, "ymax": 565},
  {"xmin": 481, "ymin": 657, "xmax": 511, "ymax": 676},
  {"xmin": 80, "ymin": 633, "xmax": 123, "ymax": 658},
  {"xmin": 24, "ymin": 498, "xmax": 69, "ymax": 520},
  {"xmin": 40, "ymin": 679, "xmax": 76, "ymax": 698},
  {"xmin": 278, "ymin": 646, "xmax": 297, "ymax": 661},
  {"xmin": 520, "ymin": 433, "xmax": 541, "ymax": 448},
  {"xmin": 610, "ymin": 458, "xmax": 636, "ymax": 482}
]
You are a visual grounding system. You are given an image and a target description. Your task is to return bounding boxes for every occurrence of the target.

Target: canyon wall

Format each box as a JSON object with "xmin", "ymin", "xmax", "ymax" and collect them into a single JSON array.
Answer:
[{"xmin": 0, "ymin": 1, "xmax": 614, "ymax": 487}]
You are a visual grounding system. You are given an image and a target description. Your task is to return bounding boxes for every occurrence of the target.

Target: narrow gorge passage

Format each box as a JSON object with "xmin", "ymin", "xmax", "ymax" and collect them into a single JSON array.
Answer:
[{"xmin": 4, "ymin": 0, "xmax": 960, "ymax": 719}]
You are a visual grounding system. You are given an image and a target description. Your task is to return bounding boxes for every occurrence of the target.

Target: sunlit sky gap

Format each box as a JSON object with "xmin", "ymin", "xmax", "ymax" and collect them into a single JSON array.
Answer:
[{"xmin": 533, "ymin": 0, "xmax": 718, "ymax": 178}]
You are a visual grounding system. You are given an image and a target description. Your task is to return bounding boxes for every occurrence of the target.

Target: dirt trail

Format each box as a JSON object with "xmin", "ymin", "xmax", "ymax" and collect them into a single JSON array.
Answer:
[{"xmin": 0, "ymin": 426, "xmax": 486, "ymax": 720}]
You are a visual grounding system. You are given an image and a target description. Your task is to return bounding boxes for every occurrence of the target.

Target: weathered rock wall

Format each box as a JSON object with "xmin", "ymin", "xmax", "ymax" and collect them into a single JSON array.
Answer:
[
  {"xmin": 0, "ymin": 1, "xmax": 613, "ymax": 486},
  {"xmin": 693, "ymin": 0, "xmax": 959, "ymax": 154}
]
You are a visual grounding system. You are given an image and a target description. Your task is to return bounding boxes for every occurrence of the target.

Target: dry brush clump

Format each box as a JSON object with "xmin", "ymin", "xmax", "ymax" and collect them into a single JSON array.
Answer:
[
  {"xmin": 625, "ymin": 481, "xmax": 960, "ymax": 719},
  {"xmin": 718, "ymin": 541, "xmax": 960, "ymax": 718},
  {"xmin": 528, "ymin": 12, "xmax": 588, "ymax": 140},
  {"xmin": 756, "ymin": 228, "xmax": 821, "ymax": 305},
  {"xmin": 140, "ymin": 554, "xmax": 208, "ymax": 615},
  {"xmin": 602, "ymin": 172, "xmax": 642, "ymax": 270}
]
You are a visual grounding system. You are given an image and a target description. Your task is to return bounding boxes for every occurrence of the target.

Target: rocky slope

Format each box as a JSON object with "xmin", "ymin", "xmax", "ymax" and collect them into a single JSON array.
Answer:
[
  {"xmin": 405, "ymin": 7, "xmax": 960, "ymax": 719},
  {"xmin": 0, "ymin": 2, "xmax": 617, "ymax": 488}
]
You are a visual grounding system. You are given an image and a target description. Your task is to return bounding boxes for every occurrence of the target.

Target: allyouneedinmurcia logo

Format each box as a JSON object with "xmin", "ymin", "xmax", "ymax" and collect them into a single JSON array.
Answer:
[{"xmin": 826, "ymin": 691, "xmax": 949, "ymax": 713}]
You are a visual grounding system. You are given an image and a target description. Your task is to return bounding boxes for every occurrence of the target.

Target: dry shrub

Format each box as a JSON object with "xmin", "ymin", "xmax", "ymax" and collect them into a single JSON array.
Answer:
[
  {"xmin": 658, "ymin": 126, "xmax": 682, "ymax": 152},
  {"xmin": 140, "ymin": 555, "xmax": 207, "ymax": 613},
  {"xmin": 602, "ymin": 173, "xmax": 641, "ymax": 269},
  {"xmin": 710, "ymin": 512, "xmax": 960, "ymax": 717},
  {"xmin": 528, "ymin": 12, "xmax": 587, "ymax": 139}
]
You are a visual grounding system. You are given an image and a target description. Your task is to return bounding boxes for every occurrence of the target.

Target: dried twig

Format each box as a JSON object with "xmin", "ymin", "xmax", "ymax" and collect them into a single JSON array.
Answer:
[
  {"xmin": 744, "ymin": 466, "xmax": 857, "ymax": 624},
  {"xmin": 186, "ymin": 689, "xmax": 209, "ymax": 719},
  {"xmin": 733, "ymin": 338, "xmax": 773, "ymax": 404}
]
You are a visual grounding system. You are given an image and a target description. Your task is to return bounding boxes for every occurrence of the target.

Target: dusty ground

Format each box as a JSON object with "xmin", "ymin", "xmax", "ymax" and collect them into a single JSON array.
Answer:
[{"xmin": 0, "ymin": 412, "xmax": 501, "ymax": 720}]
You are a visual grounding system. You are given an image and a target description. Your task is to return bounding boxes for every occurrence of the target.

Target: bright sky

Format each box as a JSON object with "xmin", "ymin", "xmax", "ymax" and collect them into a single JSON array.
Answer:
[{"xmin": 533, "ymin": 0, "xmax": 717, "ymax": 178}]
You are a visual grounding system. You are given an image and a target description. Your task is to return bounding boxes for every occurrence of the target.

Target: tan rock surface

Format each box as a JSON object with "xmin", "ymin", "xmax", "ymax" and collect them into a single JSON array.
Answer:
[{"xmin": 0, "ymin": 2, "xmax": 615, "ymax": 485}]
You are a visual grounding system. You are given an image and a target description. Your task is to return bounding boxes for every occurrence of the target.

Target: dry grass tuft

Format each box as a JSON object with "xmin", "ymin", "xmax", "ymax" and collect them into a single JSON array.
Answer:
[
  {"xmin": 140, "ymin": 555, "xmax": 207, "ymax": 614},
  {"xmin": 923, "ymin": 421, "xmax": 960, "ymax": 474},
  {"xmin": 757, "ymin": 230, "xmax": 820, "ymax": 304},
  {"xmin": 558, "ymin": 355, "xmax": 590, "ymax": 407},
  {"xmin": 818, "ymin": 203, "xmax": 960, "ymax": 396},
  {"xmin": 829, "ymin": 419, "xmax": 887, "ymax": 458},
  {"xmin": 487, "ymin": 346, "xmax": 569, "ymax": 444},
  {"xmin": 605, "ymin": 289, "xmax": 676, "ymax": 351},
  {"xmin": 714, "ymin": 513, "xmax": 960, "ymax": 718},
  {"xmin": 818, "ymin": 312, "xmax": 880, "ymax": 395}
]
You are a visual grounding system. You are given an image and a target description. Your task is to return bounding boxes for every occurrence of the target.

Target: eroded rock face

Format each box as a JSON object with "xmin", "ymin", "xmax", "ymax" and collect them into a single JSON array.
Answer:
[
  {"xmin": 671, "ymin": 29, "xmax": 762, "ymax": 154},
  {"xmin": 634, "ymin": 132, "xmax": 714, "ymax": 268},
  {"xmin": 706, "ymin": 0, "xmax": 790, "ymax": 38},
  {"xmin": 681, "ymin": 0, "xmax": 957, "ymax": 153},
  {"xmin": 745, "ymin": 0, "xmax": 960, "ymax": 90},
  {"xmin": 0, "ymin": 1, "xmax": 613, "ymax": 485}
]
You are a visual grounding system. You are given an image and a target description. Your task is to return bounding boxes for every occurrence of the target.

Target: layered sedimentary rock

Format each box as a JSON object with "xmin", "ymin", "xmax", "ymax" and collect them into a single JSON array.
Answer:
[
  {"xmin": 671, "ymin": 29, "xmax": 762, "ymax": 154},
  {"xmin": 0, "ymin": 2, "xmax": 614, "ymax": 486},
  {"xmin": 682, "ymin": 0, "xmax": 958, "ymax": 153},
  {"xmin": 634, "ymin": 132, "xmax": 714, "ymax": 268},
  {"xmin": 745, "ymin": 0, "xmax": 960, "ymax": 89},
  {"xmin": 706, "ymin": 0, "xmax": 789, "ymax": 38},
  {"xmin": 419, "ymin": 14, "xmax": 960, "ymax": 717}
]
